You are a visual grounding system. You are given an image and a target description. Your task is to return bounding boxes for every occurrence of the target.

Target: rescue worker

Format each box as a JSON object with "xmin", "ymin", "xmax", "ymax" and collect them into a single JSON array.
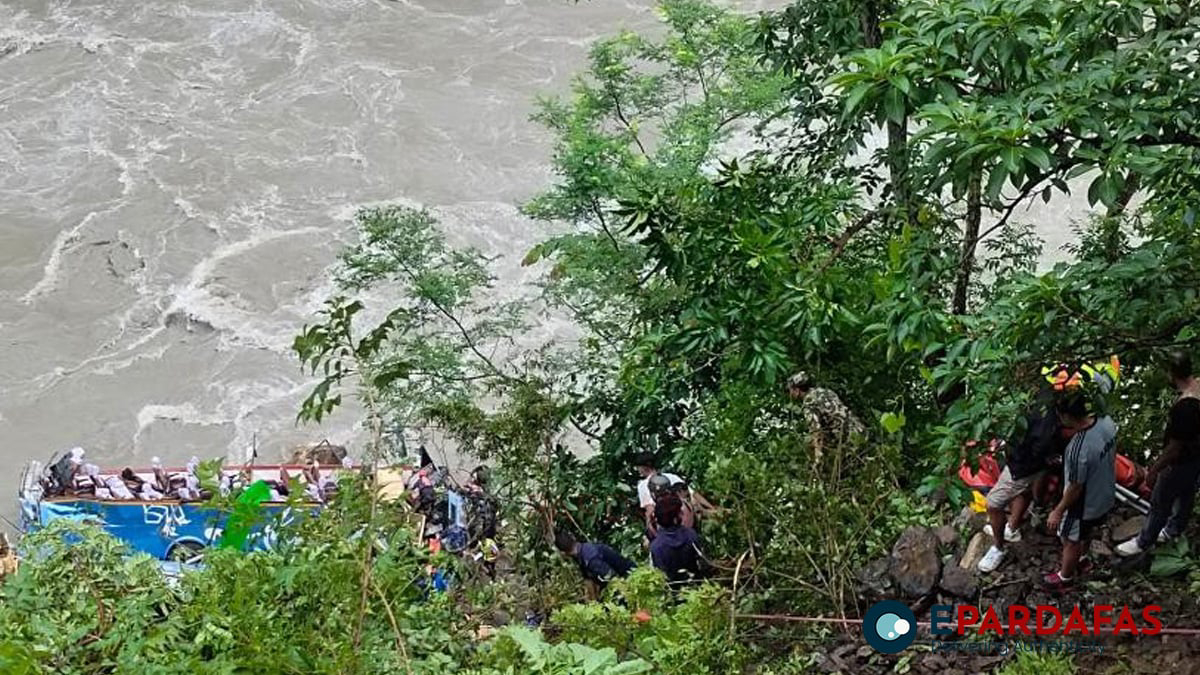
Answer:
[
  {"xmin": 978, "ymin": 385, "xmax": 1069, "ymax": 573},
  {"xmin": 633, "ymin": 454, "xmax": 715, "ymax": 538},
  {"xmin": 649, "ymin": 492, "xmax": 704, "ymax": 587},
  {"xmin": 1117, "ymin": 352, "xmax": 1200, "ymax": 556},
  {"xmin": 1044, "ymin": 392, "xmax": 1118, "ymax": 591},
  {"xmin": 786, "ymin": 371, "xmax": 865, "ymax": 462},
  {"xmin": 554, "ymin": 530, "xmax": 636, "ymax": 600}
]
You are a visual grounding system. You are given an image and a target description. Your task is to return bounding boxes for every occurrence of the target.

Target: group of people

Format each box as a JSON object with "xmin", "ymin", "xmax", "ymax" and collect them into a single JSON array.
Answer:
[
  {"xmin": 554, "ymin": 351, "xmax": 1200, "ymax": 598},
  {"xmin": 980, "ymin": 352, "xmax": 1200, "ymax": 591},
  {"xmin": 555, "ymin": 453, "xmax": 717, "ymax": 597},
  {"xmin": 43, "ymin": 449, "xmax": 349, "ymax": 504},
  {"xmin": 45, "ymin": 449, "xmax": 206, "ymax": 502}
]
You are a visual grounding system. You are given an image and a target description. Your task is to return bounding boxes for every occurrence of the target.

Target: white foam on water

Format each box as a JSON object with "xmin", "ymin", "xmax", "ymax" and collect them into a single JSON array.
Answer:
[
  {"xmin": 162, "ymin": 224, "xmax": 329, "ymax": 351},
  {"xmin": 0, "ymin": 29, "xmax": 53, "ymax": 58},
  {"xmin": 19, "ymin": 211, "xmax": 99, "ymax": 304}
]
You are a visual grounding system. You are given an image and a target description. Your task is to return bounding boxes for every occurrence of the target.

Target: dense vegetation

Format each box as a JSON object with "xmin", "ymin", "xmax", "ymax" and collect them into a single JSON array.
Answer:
[{"xmin": 6, "ymin": 0, "xmax": 1200, "ymax": 672}]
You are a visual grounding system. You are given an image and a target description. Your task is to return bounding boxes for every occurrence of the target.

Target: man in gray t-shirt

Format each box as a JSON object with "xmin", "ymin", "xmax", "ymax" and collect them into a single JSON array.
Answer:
[{"xmin": 1045, "ymin": 393, "xmax": 1117, "ymax": 590}]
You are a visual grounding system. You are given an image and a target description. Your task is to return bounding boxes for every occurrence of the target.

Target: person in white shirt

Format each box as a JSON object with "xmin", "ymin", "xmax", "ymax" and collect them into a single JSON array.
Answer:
[{"xmin": 632, "ymin": 453, "xmax": 716, "ymax": 538}]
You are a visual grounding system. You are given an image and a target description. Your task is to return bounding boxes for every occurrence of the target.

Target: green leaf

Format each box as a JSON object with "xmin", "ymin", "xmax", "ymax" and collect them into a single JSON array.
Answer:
[
  {"xmin": 843, "ymin": 82, "xmax": 874, "ymax": 116},
  {"xmin": 985, "ymin": 166, "xmax": 1008, "ymax": 201},
  {"xmin": 880, "ymin": 412, "xmax": 907, "ymax": 434},
  {"xmin": 1023, "ymin": 146, "xmax": 1052, "ymax": 171}
]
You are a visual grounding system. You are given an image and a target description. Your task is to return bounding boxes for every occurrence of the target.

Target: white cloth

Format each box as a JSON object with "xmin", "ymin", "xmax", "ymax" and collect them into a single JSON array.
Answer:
[
  {"xmin": 103, "ymin": 476, "xmax": 134, "ymax": 500},
  {"xmin": 636, "ymin": 472, "xmax": 684, "ymax": 508}
]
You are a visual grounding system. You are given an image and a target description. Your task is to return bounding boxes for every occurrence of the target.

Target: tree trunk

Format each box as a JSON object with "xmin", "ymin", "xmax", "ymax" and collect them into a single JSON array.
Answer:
[
  {"xmin": 861, "ymin": 1, "xmax": 883, "ymax": 47},
  {"xmin": 862, "ymin": 2, "xmax": 912, "ymax": 221},
  {"xmin": 887, "ymin": 119, "xmax": 911, "ymax": 219},
  {"xmin": 952, "ymin": 170, "xmax": 982, "ymax": 315},
  {"xmin": 1106, "ymin": 172, "xmax": 1141, "ymax": 219}
]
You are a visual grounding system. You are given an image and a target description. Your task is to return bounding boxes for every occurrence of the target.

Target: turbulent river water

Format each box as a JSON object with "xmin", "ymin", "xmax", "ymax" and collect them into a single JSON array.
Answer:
[
  {"xmin": 0, "ymin": 0, "xmax": 775, "ymax": 496},
  {"xmin": 0, "ymin": 0, "xmax": 1092, "ymax": 518}
]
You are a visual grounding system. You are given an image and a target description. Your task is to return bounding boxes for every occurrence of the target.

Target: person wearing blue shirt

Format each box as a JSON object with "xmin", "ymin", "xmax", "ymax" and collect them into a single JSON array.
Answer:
[
  {"xmin": 649, "ymin": 492, "xmax": 703, "ymax": 586},
  {"xmin": 554, "ymin": 530, "xmax": 636, "ymax": 599}
]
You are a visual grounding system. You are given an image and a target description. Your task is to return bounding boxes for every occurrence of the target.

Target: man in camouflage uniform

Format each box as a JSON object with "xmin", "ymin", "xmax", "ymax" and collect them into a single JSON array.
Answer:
[{"xmin": 787, "ymin": 371, "xmax": 865, "ymax": 461}]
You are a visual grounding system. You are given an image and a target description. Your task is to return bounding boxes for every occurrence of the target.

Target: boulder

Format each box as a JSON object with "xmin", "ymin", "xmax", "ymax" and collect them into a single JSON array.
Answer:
[
  {"xmin": 959, "ymin": 532, "xmax": 991, "ymax": 571},
  {"xmin": 1111, "ymin": 516, "xmax": 1146, "ymax": 543},
  {"xmin": 935, "ymin": 524, "xmax": 959, "ymax": 548},
  {"xmin": 856, "ymin": 557, "xmax": 892, "ymax": 595},
  {"xmin": 888, "ymin": 526, "xmax": 941, "ymax": 597},
  {"xmin": 939, "ymin": 565, "xmax": 979, "ymax": 598}
]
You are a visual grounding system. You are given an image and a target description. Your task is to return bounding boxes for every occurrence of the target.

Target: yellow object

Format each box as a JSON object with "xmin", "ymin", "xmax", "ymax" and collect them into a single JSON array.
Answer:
[
  {"xmin": 1042, "ymin": 355, "xmax": 1120, "ymax": 392},
  {"xmin": 970, "ymin": 490, "xmax": 988, "ymax": 513},
  {"xmin": 377, "ymin": 467, "xmax": 413, "ymax": 503}
]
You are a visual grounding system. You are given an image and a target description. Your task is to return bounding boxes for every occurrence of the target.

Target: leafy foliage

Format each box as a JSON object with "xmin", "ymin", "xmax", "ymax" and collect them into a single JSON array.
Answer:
[{"xmin": 13, "ymin": 0, "xmax": 1200, "ymax": 673}]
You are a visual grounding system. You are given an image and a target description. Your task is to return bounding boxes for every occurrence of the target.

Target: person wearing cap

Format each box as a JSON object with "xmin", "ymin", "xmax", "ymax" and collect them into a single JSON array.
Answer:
[
  {"xmin": 633, "ymin": 453, "xmax": 686, "ymax": 538},
  {"xmin": 786, "ymin": 371, "xmax": 865, "ymax": 462},
  {"xmin": 632, "ymin": 454, "xmax": 715, "ymax": 538},
  {"xmin": 1117, "ymin": 351, "xmax": 1200, "ymax": 557}
]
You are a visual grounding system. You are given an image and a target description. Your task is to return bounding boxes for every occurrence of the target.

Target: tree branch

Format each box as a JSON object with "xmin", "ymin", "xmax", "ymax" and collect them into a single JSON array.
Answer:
[
  {"xmin": 608, "ymin": 90, "xmax": 649, "ymax": 157},
  {"xmin": 816, "ymin": 209, "xmax": 879, "ymax": 274}
]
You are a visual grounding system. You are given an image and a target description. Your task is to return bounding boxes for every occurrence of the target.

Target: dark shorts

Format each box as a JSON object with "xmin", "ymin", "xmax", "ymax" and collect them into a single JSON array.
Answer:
[{"xmin": 1058, "ymin": 514, "xmax": 1104, "ymax": 543}]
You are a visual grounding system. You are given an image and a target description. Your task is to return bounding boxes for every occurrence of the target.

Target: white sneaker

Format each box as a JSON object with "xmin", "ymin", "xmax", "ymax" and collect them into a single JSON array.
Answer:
[
  {"xmin": 978, "ymin": 545, "xmax": 1007, "ymax": 573},
  {"xmin": 1116, "ymin": 538, "xmax": 1145, "ymax": 557},
  {"xmin": 983, "ymin": 523, "xmax": 1021, "ymax": 543}
]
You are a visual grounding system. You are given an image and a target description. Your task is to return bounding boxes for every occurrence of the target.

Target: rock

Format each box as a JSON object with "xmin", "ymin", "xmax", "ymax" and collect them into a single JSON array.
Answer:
[
  {"xmin": 935, "ymin": 524, "xmax": 959, "ymax": 548},
  {"xmin": 951, "ymin": 505, "xmax": 987, "ymax": 532},
  {"xmin": 888, "ymin": 526, "xmax": 941, "ymax": 597},
  {"xmin": 959, "ymin": 532, "xmax": 991, "ymax": 571},
  {"xmin": 856, "ymin": 557, "xmax": 892, "ymax": 595},
  {"xmin": 950, "ymin": 505, "xmax": 974, "ymax": 530},
  {"xmin": 1090, "ymin": 539, "xmax": 1114, "ymax": 558},
  {"xmin": 939, "ymin": 565, "xmax": 979, "ymax": 598},
  {"xmin": 1111, "ymin": 516, "xmax": 1146, "ymax": 543}
]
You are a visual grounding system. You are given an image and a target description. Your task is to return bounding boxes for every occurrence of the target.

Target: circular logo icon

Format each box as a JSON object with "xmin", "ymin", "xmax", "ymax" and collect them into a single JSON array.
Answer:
[{"xmin": 862, "ymin": 600, "xmax": 918, "ymax": 654}]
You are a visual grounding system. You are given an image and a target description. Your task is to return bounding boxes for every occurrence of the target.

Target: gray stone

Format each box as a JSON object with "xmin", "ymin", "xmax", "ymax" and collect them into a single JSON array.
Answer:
[
  {"xmin": 959, "ymin": 532, "xmax": 991, "ymax": 571},
  {"xmin": 888, "ymin": 526, "xmax": 941, "ymax": 597},
  {"xmin": 950, "ymin": 505, "xmax": 975, "ymax": 530},
  {"xmin": 1090, "ymin": 539, "xmax": 1114, "ymax": 558},
  {"xmin": 1111, "ymin": 516, "xmax": 1146, "ymax": 543},
  {"xmin": 951, "ymin": 505, "xmax": 987, "ymax": 532},
  {"xmin": 856, "ymin": 557, "xmax": 892, "ymax": 595},
  {"xmin": 935, "ymin": 524, "xmax": 959, "ymax": 548},
  {"xmin": 939, "ymin": 565, "xmax": 979, "ymax": 598}
]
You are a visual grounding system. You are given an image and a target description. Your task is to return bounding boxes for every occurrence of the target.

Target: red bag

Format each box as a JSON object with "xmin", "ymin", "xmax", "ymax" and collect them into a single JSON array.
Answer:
[{"xmin": 958, "ymin": 440, "xmax": 1003, "ymax": 492}]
